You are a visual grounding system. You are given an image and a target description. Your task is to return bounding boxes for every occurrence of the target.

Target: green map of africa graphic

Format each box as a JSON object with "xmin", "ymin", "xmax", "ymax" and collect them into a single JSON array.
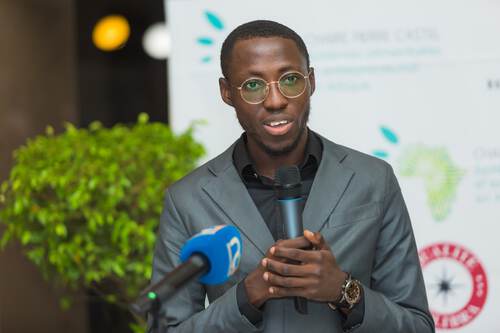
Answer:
[{"xmin": 398, "ymin": 145, "xmax": 465, "ymax": 222}]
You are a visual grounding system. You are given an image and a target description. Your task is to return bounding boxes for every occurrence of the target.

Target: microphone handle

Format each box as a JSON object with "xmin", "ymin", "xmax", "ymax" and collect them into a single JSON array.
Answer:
[
  {"xmin": 279, "ymin": 198, "xmax": 308, "ymax": 315},
  {"xmin": 131, "ymin": 254, "xmax": 208, "ymax": 314},
  {"xmin": 279, "ymin": 197, "xmax": 304, "ymax": 238}
]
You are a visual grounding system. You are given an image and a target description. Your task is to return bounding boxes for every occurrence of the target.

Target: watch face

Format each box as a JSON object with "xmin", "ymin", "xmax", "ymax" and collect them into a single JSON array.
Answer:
[{"xmin": 345, "ymin": 280, "xmax": 361, "ymax": 304}]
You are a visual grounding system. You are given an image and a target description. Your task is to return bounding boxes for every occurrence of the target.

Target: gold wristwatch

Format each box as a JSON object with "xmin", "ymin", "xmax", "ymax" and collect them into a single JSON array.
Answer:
[{"xmin": 328, "ymin": 273, "xmax": 362, "ymax": 311}]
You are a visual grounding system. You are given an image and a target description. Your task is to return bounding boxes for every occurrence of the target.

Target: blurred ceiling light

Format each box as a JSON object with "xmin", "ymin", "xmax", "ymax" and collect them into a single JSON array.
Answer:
[
  {"xmin": 92, "ymin": 15, "xmax": 130, "ymax": 51},
  {"xmin": 143, "ymin": 23, "xmax": 171, "ymax": 59}
]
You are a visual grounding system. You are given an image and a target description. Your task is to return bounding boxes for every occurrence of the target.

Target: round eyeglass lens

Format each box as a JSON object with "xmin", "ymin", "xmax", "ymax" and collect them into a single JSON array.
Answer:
[
  {"xmin": 241, "ymin": 79, "xmax": 268, "ymax": 103},
  {"xmin": 279, "ymin": 72, "xmax": 306, "ymax": 98}
]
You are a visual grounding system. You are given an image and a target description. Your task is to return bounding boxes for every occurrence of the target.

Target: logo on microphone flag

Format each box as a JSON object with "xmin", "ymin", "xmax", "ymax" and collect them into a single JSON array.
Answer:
[{"xmin": 226, "ymin": 236, "xmax": 241, "ymax": 276}]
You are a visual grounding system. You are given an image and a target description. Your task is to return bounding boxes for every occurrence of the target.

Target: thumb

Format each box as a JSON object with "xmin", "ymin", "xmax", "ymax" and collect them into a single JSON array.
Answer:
[{"xmin": 304, "ymin": 230, "xmax": 327, "ymax": 250}]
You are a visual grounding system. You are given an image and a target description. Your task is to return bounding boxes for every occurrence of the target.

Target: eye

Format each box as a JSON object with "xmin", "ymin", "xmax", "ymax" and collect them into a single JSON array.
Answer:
[
  {"xmin": 281, "ymin": 73, "xmax": 300, "ymax": 86},
  {"xmin": 243, "ymin": 79, "xmax": 265, "ymax": 91}
]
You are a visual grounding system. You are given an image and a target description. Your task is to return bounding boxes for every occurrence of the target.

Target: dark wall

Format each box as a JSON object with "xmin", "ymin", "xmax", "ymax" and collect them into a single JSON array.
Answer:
[
  {"xmin": 0, "ymin": 0, "xmax": 87, "ymax": 332},
  {"xmin": 0, "ymin": 0, "xmax": 167, "ymax": 332},
  {"xmin": 74, "ymin": 2, "xmax": 167, "ymax": 332},
  {"xmin": 75, "ymin": 0, "xmax": 168, "ymax": 127}
]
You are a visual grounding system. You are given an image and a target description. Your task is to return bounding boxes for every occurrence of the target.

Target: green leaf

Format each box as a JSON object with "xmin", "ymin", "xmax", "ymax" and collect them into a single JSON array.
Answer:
[
  {"xmin": 89, "ymin": 121, "xmax": 102, "ymax": 131},
  {"xmin": 55, "ymin": 224, "xmax": 67, "ymax": 237},
  {"xmin": 12, "ymin": 180, "xmax": 21, "ymax": 191},
  {"xmin": 111, "ymin": 262, "xmax": 125, "ymax": 277},
  {"xmin": 59, "ymin": 296, "xmax": 72, "ymax": 310},
  {"xmin": 0, "ymin": 116, "xmax": 204, "ymax": 330},
  {"xmin": 129, "ymin": 321, "xmax": 147, "ymax": 333},
  {"xmin": 45, "ymin": 126, "xmax": 54, "ymax": 136},
  {"xmin": 104, "ymin": 294, "xmax": 117, "ymax": 303},
  {"xmin": 27, "ymin": 248, "xmax": 45, "ymax": 265},
  {"xmin": 138, "ymin": 113, "xmax": 149, "ymax": 124},
  {"xmin": 1, "ymin": 180, "xmax": 9, "ymax": 193},
  {"xmin": 21, "ymin": 231, "xmax": 31, "ymax": 244},
  {"xmin": 0, "ymin": 229, "xmax": 12, "ymax": 248}
]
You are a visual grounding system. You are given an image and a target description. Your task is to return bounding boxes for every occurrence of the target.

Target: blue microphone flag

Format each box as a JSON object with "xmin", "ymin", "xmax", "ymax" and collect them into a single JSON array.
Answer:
[{"xmin": 180, "ymin": 225, "xmax": 242, "ymax": 285}]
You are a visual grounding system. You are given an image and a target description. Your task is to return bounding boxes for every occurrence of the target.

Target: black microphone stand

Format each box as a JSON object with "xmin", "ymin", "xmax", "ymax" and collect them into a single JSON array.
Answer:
[
  {"xmin": 150, "ymin": 298, "xmax": 167, "ymax": 333},
  {"xmin": 130, "ymin": 255, "xmax": 208, "ymax": 331}
]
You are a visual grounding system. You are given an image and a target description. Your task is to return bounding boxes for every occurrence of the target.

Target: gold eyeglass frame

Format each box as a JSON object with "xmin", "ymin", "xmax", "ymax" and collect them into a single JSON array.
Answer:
[{"xmin": 234, "ymin": 70, "xmax": 311, "ymax": 105}]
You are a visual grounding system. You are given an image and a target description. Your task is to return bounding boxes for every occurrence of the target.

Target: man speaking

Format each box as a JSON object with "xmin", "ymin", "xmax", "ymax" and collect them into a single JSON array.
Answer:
[{"xmin": 150, "ymin": 20, "xmax": 434, "ymax": 332}]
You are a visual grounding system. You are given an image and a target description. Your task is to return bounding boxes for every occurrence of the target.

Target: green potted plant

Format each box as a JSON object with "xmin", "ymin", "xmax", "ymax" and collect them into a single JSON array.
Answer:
[{"xmin": 0, "ymin": 113, "xmax": 204, "ymax": 332}]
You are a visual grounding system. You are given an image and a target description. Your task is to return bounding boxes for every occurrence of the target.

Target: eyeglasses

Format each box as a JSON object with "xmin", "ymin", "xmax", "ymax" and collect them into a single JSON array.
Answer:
[{"xmin": 235, "ymin": 70, "xmax": 311, "ymax": 104}]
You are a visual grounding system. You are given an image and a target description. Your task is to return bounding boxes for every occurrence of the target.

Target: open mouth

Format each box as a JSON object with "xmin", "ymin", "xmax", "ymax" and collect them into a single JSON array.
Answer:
[{"xmin": 263, "ymin": 119, "xmax": 293, "ymax": 136}]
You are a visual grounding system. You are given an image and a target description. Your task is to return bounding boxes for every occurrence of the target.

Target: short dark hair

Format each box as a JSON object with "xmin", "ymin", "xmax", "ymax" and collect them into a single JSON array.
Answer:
[{"xmin": 220, "ymin": 20, "xmax": 310, "ymax": 79}]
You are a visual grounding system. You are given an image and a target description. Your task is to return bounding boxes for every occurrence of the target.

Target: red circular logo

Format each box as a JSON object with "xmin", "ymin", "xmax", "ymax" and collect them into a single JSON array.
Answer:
[{"xmin": 419, "ymin": 242, "xmax": 488, "ymax": 329}]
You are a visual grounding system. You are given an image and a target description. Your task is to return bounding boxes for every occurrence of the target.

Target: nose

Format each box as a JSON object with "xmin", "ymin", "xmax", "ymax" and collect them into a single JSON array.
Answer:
[{"xmin": 262, "ymin": 82, "xmax": 288, "ymax": 111}]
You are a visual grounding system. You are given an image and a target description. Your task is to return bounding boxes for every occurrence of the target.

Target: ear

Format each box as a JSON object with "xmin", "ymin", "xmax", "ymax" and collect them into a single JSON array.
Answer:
[
  {"xmin": 308, "ymin": 67, "xmax": 316, "ymax": 97},
  {"xmin": 219, "ymin": 77, "xmax": 234, "ymax": 107}
]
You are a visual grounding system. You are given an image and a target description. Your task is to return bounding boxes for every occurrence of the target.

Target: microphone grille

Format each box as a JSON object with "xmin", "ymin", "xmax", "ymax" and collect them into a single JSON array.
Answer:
[{"xmin": 275, "ymin": 165, "xmax": 301, "ymax": 186}]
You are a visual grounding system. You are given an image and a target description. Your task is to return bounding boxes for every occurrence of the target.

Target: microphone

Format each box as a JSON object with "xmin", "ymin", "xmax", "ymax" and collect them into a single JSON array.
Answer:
[
  {"xmin": 275, "ymin": 165, "xmax": 308, "ymax": 314},
  {"xmin": 130, "ymin": 225, "xmax": 242, "ymax": 315}
]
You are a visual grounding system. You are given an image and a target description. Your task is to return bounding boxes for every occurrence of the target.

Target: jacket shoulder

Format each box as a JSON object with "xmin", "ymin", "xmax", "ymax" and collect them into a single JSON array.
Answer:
[
  {"xmin": 319, "ymin": 135, "xmax": 398, "ymax": 195},
  {"xmin": 320, "ymin": 135, "xmax": 392, "ymax": 177},
  {"xmin": 165, "ymin": 143, "xmax": 234, "ymax": 197},
  {"xmin": 338, "ymin": 143, "xmax": 391, "ymax": 175}
]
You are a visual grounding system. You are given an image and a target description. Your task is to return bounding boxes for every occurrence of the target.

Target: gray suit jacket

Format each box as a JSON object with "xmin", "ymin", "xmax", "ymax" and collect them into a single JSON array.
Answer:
[{"xmin": 151, "ymin": 134, "xmax": 435, "ymax": 332}]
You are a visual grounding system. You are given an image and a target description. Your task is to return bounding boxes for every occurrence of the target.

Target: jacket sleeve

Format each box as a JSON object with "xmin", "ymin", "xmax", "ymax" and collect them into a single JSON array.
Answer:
[
  {"xmin": 148, "ymin": 189, "xmax": 263, "ymax": 333},
  {"xmin": 353, "ymin": 166, "xmax": 435, "ymax": 333}
]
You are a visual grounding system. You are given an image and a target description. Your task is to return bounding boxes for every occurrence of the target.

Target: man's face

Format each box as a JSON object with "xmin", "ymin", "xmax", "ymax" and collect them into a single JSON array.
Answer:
[{"xmin": 220, "ymin": 37, "xmax": 315, "ymax": 156}]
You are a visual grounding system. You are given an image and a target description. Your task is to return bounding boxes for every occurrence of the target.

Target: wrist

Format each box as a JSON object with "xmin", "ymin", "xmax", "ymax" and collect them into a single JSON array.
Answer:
[
  {"xmin": 244, "ymin": 276, "xmax": 267, "ymax": 308},
  {"xmin": 332, "ymin": 271, "xmax": 348, "ymax": 303},
  {"xmin": 328, "ymin": 272, "xmax": 362, "ymax": 311}
]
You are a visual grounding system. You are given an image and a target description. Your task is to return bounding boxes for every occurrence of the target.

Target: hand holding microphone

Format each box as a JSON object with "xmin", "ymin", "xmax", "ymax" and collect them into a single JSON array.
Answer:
[
  {"xmin": 262, "ymin": 166, "xmax": 347, "ymax": 313},
  {"xmin": 262, "ymin": 230, "xmax": 347, "ymax": 305},
  {"xmin": 243, "ymin": 165, "xmax": 310, "ymax": 312}
]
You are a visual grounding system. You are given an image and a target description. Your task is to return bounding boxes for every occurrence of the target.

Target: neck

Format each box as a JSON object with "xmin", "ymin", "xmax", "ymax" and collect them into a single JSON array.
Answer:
[{"xmin": 247, "ymin": 130, "xmax": 308, "ymax": 179}]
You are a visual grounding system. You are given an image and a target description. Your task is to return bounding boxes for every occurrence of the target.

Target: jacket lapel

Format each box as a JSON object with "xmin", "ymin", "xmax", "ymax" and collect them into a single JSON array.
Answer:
[
  {"xmin": 303, "ymin": 137, "xmax": 355, "ymax": 232},
  {"xmin": 202, "ymin": 145, "xmax": 275, "ymax": 256},
  {"xmin": 201, "ymin": 135, "xmax": 354, "ymax": 254}
]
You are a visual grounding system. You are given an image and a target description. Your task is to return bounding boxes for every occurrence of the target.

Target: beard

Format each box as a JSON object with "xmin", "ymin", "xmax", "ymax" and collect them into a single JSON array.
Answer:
[{"xmin": 239, "ymin": 103, "xmax": 310, "ymax": 157}]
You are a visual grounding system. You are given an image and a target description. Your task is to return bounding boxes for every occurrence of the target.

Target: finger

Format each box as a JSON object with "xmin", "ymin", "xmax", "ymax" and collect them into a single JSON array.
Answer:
[
  {"xmin": 263, "ymin": 271, "xmax": 313, "ymax": 288},
  {"xmin": 304, "ymin": 230, "xmax": 328, "ymax": 250},
  {"xmin": 271, "ymin": 246, "xmax": 319, "ymax": 263},
  {"xmin": 264, "ymin": 258, "xmax": 312, "ymax": 276},
  {"xmin": 268, "ymin": 286, "xmax": 308, "ymax": 298},
  {"xmin": 274, "ymin": 236, "xmax": 312, "ymax": 250},
  {"xmin": 263, "ymin": 251, "xmax": 288, "ymax": 264}
]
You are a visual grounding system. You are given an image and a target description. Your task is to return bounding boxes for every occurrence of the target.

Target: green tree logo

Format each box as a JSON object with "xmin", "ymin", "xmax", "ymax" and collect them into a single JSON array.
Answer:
[{"xmin": 373, "ymin": 126, "xmax": 464, "ymax": 222}]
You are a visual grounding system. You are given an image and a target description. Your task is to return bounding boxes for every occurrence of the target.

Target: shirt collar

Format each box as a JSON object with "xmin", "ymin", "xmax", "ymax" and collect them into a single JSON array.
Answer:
[{"xmin": 232, "ymin": 129, "xmax": 323, "ymax": 181}]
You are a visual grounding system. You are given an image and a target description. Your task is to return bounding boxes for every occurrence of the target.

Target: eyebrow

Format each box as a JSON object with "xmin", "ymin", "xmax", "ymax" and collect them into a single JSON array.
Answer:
[{"xmin": 245, "ymin": 65, "xmax": 303, "ymax": 78}]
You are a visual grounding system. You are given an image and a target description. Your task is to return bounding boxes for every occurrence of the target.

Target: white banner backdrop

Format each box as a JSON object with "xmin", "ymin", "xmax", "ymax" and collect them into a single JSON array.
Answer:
[{"xmin": 166, "ymin": 0, "xmax": 500, "ymax": 331}]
